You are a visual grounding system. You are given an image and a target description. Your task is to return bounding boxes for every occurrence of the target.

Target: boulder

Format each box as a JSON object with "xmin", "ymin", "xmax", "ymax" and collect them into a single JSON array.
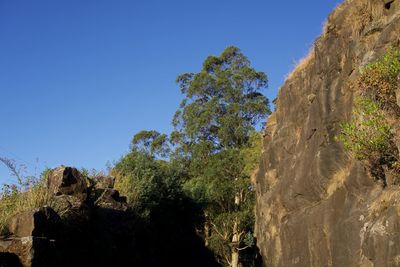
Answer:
[
  {"xmin": 47, "ymin": 167, "xmax": 87, "ymax": 201},
  {"xmin": 95, "ymin": 189, "xmax": 128, "ymax": 211},
  {"xmin": 1, "ymin": 207, "xmax": 59, "ymax": 267},
  {"xmin": 0, "ymin": 237, "xmax": 56, "ymax": 267},
  {"xmin": 7, "ymin": 207, "xmax": 60, "ymax": 238},
  {"xmin": 92, "ymin": 175, "xmax": 115, "ymax": 189},
  {"xmin": 49, "ymin": 195, "xmax": 90, "ymax": 226}
]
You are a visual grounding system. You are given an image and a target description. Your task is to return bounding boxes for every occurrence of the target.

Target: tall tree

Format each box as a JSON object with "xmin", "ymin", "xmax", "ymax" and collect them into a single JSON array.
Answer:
[
  {"xmin": 131, "ymin": 130, "xmax": 170, "ymax": 158},
  {"xmin": 172, "ymin": 46, "xmax": 270, "ymax": 267}
]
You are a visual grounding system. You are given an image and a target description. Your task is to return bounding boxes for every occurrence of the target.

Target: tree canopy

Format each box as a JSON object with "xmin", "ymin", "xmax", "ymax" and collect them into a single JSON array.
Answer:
[
  {"xmin": 114, "ymin": 46, "xmax": 269, "ymax": 267},
  {"xmin": 172, "ymin": 46, "xmax": 269, "ymax": 151}
]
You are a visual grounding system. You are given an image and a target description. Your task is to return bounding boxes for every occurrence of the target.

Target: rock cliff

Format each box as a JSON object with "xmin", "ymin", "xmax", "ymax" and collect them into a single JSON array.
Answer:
[{"xmin": 255, "ymin": 0, "xmax": 400, "ymax": 266}]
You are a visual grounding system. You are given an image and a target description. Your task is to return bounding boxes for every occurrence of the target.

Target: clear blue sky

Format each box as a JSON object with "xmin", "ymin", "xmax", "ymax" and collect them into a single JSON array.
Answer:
[{"xmin": 0, "ymin": 0, "xmax": 341, "ymax": 184}]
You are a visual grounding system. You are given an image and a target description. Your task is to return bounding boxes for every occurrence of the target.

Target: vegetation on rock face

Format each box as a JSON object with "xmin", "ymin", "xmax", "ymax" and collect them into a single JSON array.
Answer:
[
  {"xmin": 338, "ymin": 49, "xmax": 400, "ymax": 185},
  {"xmin": 114, "ymin": 46, "xmax": 269, "ymax": 267},
  {"xmin": 358, "ymin": 49, "xmax": 400, "ymax": 114},
  {"xmin": 338, "ymin": 97, "xmax": 392, "ymax": 161}
]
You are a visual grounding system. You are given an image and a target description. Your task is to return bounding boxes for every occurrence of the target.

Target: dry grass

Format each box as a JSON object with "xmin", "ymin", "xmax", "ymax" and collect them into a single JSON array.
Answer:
[
  {"xmin": 0, "ymin": 183, "xmax": 50, "ymax": 236},
  {"xmin": 286, "ymin": 46, "xmax": 315, "ymax": 81},
  {"xmin": 323, "ymin": 0, "xmax": 389, "ymax": 39},
  {"xmin": 347, "ymin": 0, "xmax": 390, "ymax": 37},
  {"xmin": 286, "ymin": 0, "xmax": 394, "ymax": 85},
  {"xmin": 326, "ymin": 165, "xmax": 351, "ymax": 197},
  {"xmin": 368, "ymin": 188, "xmax": 400, "ymax": 219}
]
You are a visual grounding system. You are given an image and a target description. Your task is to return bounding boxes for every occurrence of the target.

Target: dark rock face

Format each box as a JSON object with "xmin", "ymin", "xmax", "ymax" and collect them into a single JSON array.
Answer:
[
  {"xmin": 92, "ymin": 175, "xmax": 115, "ymax": 189},
  {"xmin": 0, "ymin": 208, "xmax": 60, "ymax": 267},
  {"xmin": 8, "ymin": 207, "xmax": 60, "ymax": 238},
  {"xmin": 255, "ymin": 1, "xmax": 400, "ymax": 266},
  {"xmin": 94, "ymin": 188, "xmax": 128, "ymax": 211},
  {"xmin": 47, "ymin": 167, "xmax": 87, "ymax": 201},
  {"xmin": 0, "ymin": 237, "xmax": 57, "ymax": 267},
  {"xmin": 0, "ymin": 253, "xmax": 23, "ymax": 267}
]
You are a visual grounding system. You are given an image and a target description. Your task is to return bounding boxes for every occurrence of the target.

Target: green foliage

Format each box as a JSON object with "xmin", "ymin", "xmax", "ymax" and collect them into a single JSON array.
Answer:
[
  {"xmin": 114, "ymin": 46, "xmax": 268, "ymax": 266},
  {"xmin": 171, "ymin": 46, "xmax": 268, "ymax": 266},
  {"xmin": 241, "ymin": 132, "xmax": 263, "ymax": 177},
  {"xmin": 338, "ymin": 49, "xmax": 400, "ymax": 184},
  {"xmin": 364, "ymin": 49, "xmax": 400, "ymax": 80},
  {"xmin": 337, "ymin": 97, "xmax": 392, "ymax": 160},
  {"xmin": 113, "ymin": 150, "xmax": 183, "ymax": 217},
  {"xmin": 173, "ymin": 45, "xmax": 270, "ymax": 150},
  {"xmin": 358, "ymin": 49, "xmax": 400, "ymax": 113},
  {"xmin": 131, "ymin": 130, "xmax": 170, "ymax": 158}
]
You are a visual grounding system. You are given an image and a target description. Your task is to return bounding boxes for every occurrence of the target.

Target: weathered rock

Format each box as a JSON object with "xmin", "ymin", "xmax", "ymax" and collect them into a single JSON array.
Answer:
[
  {"xmin": 47, "ymin": 166, "xmax": 87, "ymax": 201},
  {"xmin": 0, "ymin": 237, "xmax": 56, "ymax": 267},
  {"xmin": 95, "ymin": 189, "xmax": 127, "ymax": 211},
  {"xmin": 255, "ymin": 1, "xmax": 400, "ymax": 266},
  {"xmin": 49, "ymin": 195, "xmax": 90, "ymax": 223},
  {"xmin": 7, "ymin": 207, "xmax": 60, "ymax": 238},
  {"xmin": 92, "ymin": 175, "xmax": 115, "ymax": 190}
]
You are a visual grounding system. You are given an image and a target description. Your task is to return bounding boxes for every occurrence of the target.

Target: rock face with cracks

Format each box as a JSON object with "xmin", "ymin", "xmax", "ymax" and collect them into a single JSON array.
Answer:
[
  {"xmin": 0, "ymin": 167, "xmax": 136, "ymax": 267},
  {"xmin": 255, "ymin": 0, "xmax": 400, "ymax": 266}
]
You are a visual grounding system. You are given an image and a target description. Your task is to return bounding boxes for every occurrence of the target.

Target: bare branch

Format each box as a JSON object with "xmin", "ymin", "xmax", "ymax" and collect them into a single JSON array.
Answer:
[{"xmin": 0, "ymin": 157, "xmax": 24, "ymax": 186}]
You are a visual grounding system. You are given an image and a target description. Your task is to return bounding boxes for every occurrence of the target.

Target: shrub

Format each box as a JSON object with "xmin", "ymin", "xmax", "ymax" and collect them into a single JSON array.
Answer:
[
  {"xmin": 338, "ymin": 97, "xmax": 393, "ymax": 161},
  {"xmin": 338, "ymin": 49, "xmax": 400, "ymax": 185},
  {"xmin": 357, "ymin": 49, "xmax": 400, "ymax": 114}
]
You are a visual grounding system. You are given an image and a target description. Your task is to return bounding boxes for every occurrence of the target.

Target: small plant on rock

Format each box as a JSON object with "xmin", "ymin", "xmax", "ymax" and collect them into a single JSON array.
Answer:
[{"xmin": 338, "ymin": 97, "xmax": 393, "ymax": 161}]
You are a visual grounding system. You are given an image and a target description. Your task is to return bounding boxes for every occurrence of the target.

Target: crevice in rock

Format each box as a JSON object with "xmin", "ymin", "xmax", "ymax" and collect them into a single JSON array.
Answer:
[
  {"xmin": 385, "ymin": 1, "xmax": 394, "ymax": 10},
  {"xmin": 307, "ymin": 129, "xmax": 317, "ymax": 140}
]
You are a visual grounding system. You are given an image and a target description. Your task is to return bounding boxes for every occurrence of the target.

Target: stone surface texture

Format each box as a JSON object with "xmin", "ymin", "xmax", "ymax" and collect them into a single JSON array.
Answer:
[{"xmin": 255, "ymin": 0, "xmax": 400, "ymax": 266}]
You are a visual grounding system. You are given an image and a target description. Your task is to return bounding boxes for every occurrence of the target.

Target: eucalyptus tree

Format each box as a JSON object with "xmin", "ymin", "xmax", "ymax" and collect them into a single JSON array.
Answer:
[{"xmin": 172, "ymin": 46, "xmax": 270, "ymax": 267}]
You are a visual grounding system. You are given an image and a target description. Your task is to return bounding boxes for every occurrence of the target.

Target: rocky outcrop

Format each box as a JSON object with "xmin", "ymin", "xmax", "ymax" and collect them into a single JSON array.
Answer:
[
  {"xmin": 8, "ymin": 207, "xmax": 60, "ymax": 238},
  {"xmin": 47, "ymin": 166, "xmax": 87, "ymax": 201},
  {"xmin": 0, "ymin": 167, "xmax": 137, "ymax": 267},
  {"xmin": 0, "ymin": 167, "xmax": 218, "ymax": 267},
  {"xmin": 255, "ymin": 0, "xmax": 400, "ymax": 266},
  {"xmin": 0, "ymin": 207, "xmax": 61, "ymax": 266}
]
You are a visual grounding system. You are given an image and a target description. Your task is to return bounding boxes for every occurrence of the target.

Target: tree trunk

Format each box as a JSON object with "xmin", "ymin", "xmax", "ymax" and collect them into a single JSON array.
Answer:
[
  {"xmin": 231, "ymin": 193, "xmax": 241, "ymax": 267},
  {"xmin": 204, "ymin": 216, "xmax": 210, "ymax": 246},
  {"xmin": 231, "ymin": 220, "xmax": 240, "ymax": 267}
]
